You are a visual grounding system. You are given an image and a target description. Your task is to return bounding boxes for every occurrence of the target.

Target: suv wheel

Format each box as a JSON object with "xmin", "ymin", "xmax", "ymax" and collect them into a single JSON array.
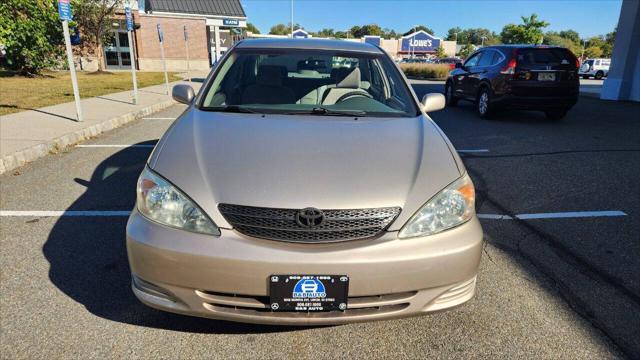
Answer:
[
  {"xmin": 545, "ymin": 109, "xmax": 568, "ymax": 121},
  {"xmin": 595, "ymin": 71, "xmax": 604, "ymax": 80},
  {"xmin": 476, "ymin": 87, "xmax": 492, "ymax": 118},
  {"xmin": 445, "ymin": 82, "xmax": 458, "ymax": 107}
]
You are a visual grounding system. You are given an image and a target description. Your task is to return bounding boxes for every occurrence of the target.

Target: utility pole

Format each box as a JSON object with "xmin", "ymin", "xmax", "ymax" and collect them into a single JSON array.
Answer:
[
  {"xmin": 125, "ymin": 4, "xmax": 138, "ymax": 104},
  {"xmin": 58, "ymin": 0, "xmax": 83, "ymax": 122},
  {"xmin": 184, "ymin": 25, "xmax": 191, "ymax": 82},
  {"xmin": 290, "ymin": 0, "xmax": 294, "ymax": 37}
]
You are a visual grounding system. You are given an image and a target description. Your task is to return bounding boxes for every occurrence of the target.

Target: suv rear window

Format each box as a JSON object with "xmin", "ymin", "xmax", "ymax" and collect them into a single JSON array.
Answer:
[{"xmin": 517, "ymin": 48, "xmax": 577, "ymax": 70}]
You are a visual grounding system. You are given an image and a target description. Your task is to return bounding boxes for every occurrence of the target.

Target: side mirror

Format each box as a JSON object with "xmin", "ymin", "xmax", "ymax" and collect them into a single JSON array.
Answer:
[
  {"xmin": 422, "ymin": 93, "xmax": 446, "ymax": 113},
  {"xmin": 172, "ymin": 84, "xmax": 195, "ymax": 104},
  {"xmin": 455, "ymin": 62, "xmax": 463, "ymax": 69}
]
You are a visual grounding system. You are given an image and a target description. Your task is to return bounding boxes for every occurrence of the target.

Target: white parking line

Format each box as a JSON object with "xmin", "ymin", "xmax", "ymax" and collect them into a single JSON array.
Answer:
[
  {"xmin": 0, "ymin": 210, "xmax": 627, "ymax": 219},
  {"xmin": 76, "ymin": 145, "xmax": 155, "ymax": 148},
  {"xmin": 477, "ymin": 210, "xmax": 627, "ymax": 220},
  {"xmin": 0, "ymin": 211, "xmax": 130, "ymax": 217},
  {"xmin": 457, "ymin": 149, "xmax": 490, "ymax": 153}
]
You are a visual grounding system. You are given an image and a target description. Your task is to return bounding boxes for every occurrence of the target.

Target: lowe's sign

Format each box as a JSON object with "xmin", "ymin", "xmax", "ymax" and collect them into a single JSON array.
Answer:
[{"xmin": 401, "ymin": 30, "xmax": 441, "ymax": 53}]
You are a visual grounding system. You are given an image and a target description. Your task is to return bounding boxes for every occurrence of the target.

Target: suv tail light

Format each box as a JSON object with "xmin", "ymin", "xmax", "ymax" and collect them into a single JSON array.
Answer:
[{"xmin": 500, "ymin": 58, "xmax": 517, "ymax": 75}]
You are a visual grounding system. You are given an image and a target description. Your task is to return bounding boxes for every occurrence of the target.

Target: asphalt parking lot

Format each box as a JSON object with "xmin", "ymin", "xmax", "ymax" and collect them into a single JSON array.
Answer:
[{"xmin": 1, "ymin": 82, "xmax": 639, "ymax": 359}]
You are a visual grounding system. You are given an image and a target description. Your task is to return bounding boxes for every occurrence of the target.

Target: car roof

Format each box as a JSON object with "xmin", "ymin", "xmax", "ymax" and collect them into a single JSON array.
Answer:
[
  {"xmin": 235, "ymin": 38, "xmax": 384, "ymax": 54},
  {"xmin": 484, "ymin": 44, "xmax": 569, "ymax": 50}
]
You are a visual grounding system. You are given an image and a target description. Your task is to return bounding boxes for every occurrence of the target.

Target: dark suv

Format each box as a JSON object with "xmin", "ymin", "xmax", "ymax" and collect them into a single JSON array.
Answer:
[{"xmin": 445, "ymin": 45, "xmax": 580, "ymax": 120}]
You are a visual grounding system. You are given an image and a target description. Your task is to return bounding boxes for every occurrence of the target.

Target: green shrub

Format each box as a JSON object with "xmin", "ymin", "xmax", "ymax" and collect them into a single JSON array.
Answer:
[{"xmin": 399, "ymin": 64, "xmax": 450, "ymax": 80}]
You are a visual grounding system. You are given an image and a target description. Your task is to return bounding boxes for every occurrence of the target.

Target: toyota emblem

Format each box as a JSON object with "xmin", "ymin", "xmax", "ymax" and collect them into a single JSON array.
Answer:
[{"xmin": 296, "ymin": 207, "xmax": 325, "ymax": 227}]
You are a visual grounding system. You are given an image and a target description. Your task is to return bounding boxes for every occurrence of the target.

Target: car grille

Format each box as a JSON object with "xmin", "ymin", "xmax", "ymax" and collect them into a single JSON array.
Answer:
[
  {"xmin": 218, "ymin": 204, "xmax": 401, "ymax": 243},
  {"xmin": 195, "ymin": 289, "xmax": 415, "ymax": 317}
]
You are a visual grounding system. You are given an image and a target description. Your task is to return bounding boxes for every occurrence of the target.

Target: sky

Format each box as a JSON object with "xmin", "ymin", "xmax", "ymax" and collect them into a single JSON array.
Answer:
[{"xmin": 241, "ymin": 0, "xmax": 622, "ymax": 39}]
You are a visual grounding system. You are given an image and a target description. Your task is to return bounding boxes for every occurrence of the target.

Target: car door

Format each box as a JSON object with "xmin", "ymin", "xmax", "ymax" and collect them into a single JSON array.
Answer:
[{"xmin": 460, "ymin": 52, "xmax": 483, "ymax": 98}]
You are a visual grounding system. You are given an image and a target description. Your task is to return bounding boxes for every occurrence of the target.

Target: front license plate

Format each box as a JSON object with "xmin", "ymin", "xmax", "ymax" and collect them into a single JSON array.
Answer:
[
  {"xmin": 269, "ymin": 275, "xmax": 349, "ymax": 312},
  {"xmin": 538, "ymin": 72, "xmax": 556, "ymax": 81}
]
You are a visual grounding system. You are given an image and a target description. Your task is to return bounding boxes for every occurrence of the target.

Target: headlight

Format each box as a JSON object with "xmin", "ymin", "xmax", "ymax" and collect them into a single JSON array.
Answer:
[
  {"xmin": 399, "ymin": 173, "xmax": 475, "ymax": 238},
  {"xmin": 136, "ymin": 166, "xmax": 220, "ymax": 236}
]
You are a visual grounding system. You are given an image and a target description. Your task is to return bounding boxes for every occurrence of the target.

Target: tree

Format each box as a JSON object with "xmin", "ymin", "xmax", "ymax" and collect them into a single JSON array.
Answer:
[
  {"xmin": 445, "ymin": 27, "xmax": 499, "ymax": 45},
  {"xmin": 457, "ymin": 43, "xmax": 475, "ymax": 59},
  {"xmin": 350, "ymin": 24, "xmax": 384, "ymax": 38},
  {"xmin": 334, "ymin": 31, "xmax": 348, "ymax": 39},
  {"xmin": 402, "ymin": 25, "xmax": 434, "ymax": 36},
  {"xmin": 314, "ymin": 28, "xmax": 335, "ymax": 38},
  {"xmin": 435, "ymin": 45, "xmax": 446, "ymax": 58},
  {"xmin": 544, "ymin": 32, "xmax": 581, "ymax": 54},
  {"xmin": 584, "ymin": 46, "xmax": 603, "ymax": 58},
  {"xmin": 269, "ymin": 23, "xmax": 301, "ymax": 35},
  {"xmin": 246, "ymin": 22, "xmax": 260, "ymax": 34},
  {"xmin": 73, "ymin": 0, "xmax": 122, "ymax": 72},
  {"xmin": 500, "ymin": 13, "xmax": 549, "ymax": 44},
  {"xmin": 0, "ymin": 0, "xmax": 63, "ymax": 75}
]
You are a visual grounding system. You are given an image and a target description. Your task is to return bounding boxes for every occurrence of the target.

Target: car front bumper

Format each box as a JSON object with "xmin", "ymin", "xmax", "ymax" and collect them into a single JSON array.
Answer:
[{"xmin": 126, "ymin": 209, "xmax": 484, "ymax": 325}]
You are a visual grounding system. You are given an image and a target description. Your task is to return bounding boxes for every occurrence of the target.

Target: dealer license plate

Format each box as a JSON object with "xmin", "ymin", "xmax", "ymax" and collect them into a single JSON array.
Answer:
[
  {"xmin": 269, "ymin": 275, "xmax": 349, "ymax": 312},
  {"xmin": 538, "ymin": 72, "xmax": 556, "ymax": 81}
]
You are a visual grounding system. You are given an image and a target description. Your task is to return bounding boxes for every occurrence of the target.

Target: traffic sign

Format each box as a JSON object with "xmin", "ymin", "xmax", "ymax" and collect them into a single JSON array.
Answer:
[
  {"xmin": 125, "ymin": 7, "xmax": 134, "ymax": 31},
  {"xmin": 58, "ymin": 0, "xmax": 72, "ymax": 21}
]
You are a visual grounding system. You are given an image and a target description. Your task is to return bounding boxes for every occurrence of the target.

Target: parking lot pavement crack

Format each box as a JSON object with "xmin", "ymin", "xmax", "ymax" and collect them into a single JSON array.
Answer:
[{"xmin": 460, "ymin": 148, "xmax": 640, "ymax": 160}]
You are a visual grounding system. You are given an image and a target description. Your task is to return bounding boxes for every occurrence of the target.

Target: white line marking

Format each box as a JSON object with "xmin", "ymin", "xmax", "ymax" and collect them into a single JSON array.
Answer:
[
  {"xmin": 0, "ymin": 210, "xmax": 627, "ymax": 220},
  {"xmin": 0, "ymin": 211, "xmax": 130, "ymax": 217},
  {"xmin": 478, "ymin": 210, "xmax": 627, "ymax": 220},
  {"xmin": 143, "ymin": 117, "xmax": 175, "ymax": 120},
  {"xmin": 76, "ymin": 145, "xmax": 154, "ymax": 148},
  {"xmin": 457, "ymin": 149, "xmax": 490, "ymax": 153}
]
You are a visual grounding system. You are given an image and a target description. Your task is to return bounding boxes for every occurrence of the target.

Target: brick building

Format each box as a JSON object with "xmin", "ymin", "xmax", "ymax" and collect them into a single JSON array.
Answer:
[{"xmin": 102, "ymin": 0, "xmax": 246, "ymax": 71}]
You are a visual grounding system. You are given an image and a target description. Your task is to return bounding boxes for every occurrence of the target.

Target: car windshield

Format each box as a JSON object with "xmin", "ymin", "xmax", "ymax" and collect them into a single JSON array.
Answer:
[{"xmin": 200, "ymin": 48, "xmax": 419, "ymax": 117}]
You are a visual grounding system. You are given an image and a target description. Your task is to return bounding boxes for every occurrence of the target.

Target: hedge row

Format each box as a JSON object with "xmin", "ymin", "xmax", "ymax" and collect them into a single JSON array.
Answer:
[{"xmin": 399, "ymin": 64, "xmax": 451, "ymax": 80}]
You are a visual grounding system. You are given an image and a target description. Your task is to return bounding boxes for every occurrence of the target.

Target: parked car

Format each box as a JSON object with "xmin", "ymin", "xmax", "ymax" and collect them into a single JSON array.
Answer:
[
  {"xmin": 445, "ymin": 45, "xmax": 580, "ymax": 120},
  {"xmin": 579, "ymin": 58, "xmax": 610, "ymax": 79},
  {"xmin": 127, "ymin": 38, "xmax": 483, "ymax": 325},
  {"xmin": 435, "ymin": 57, "xmax": 462, "ymax": 69}
]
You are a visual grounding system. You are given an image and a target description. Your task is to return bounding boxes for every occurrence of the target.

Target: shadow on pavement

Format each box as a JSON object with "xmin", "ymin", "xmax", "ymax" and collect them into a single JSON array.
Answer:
[{"xmin": 42, "ymin": 140, "xmax": 301, "ymax": 334}]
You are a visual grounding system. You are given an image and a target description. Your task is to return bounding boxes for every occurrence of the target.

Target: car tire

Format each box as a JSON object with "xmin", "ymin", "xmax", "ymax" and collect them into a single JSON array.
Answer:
[
  {"xmin": 476, "ymin": 87, "xmax": 493, "ymax": 119},
  {"xmin": 445, "ymin": 82, "xmax": 459, "ymax": 107},
  {"xmin": 545, "ymin": 109, "xmax": 568, "ymax": 121},
  {"xmin": 595, "ymin": 71, "xmax": 604, "ymax": 80}
]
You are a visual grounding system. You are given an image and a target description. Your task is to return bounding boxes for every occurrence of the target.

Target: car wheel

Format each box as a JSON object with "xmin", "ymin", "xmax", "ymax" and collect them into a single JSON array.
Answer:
[
  {"xmin": 595, "ymin": 71, "xmax": 604, "ymax": 80},
  {"xmin": 476, "ymin": 87, "xmax": 492, "ymax": 119},
  {"xmin": 445, "ymin": 82, "xmax": 458, "ymax": 107},
  {"xmin": 545, "ymin": 109, "xmax": 568, "ymax": 121}
]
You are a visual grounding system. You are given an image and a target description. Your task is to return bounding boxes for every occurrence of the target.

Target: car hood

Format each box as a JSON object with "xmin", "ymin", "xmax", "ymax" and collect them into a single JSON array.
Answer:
[{"xmin": 150, "ymin": 109, "xmax": 462, "ymax": 231}]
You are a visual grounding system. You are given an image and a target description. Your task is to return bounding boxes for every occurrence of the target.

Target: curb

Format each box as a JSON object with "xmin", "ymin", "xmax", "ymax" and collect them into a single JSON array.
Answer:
[{"xmin": 0, "ymin": 98, "xmax": 175, "ymax": 175}]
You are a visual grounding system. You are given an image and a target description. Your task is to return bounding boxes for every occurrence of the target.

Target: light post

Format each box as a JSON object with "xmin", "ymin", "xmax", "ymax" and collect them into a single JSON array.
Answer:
[
  {"xmin": 290, "ymin": 0, "xmax": 294, "ymax": 37},
  {"xmin": 581, "ymin": 39, "xmax": 587, "ymax": 61}
]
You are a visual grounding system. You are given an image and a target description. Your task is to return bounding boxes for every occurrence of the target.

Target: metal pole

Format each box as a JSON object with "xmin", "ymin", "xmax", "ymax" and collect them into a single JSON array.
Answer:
[
  {"xmin": 185, "ymin": 27, "xmax": 191, "ymax": 82},
  {"xmin": 127, "ymin": 30, "xmax": 138, "ymax": 104},
  {"xmin": 62, "ymin": 20, "xmax": 83, "ymax": 122},
  {"xmin": 290, "ymin": 0, "xmax": 293, "ymax": 37},
  {"xmin": 159, "ymin": 38, "xmax": 169, "ymax": 95}
]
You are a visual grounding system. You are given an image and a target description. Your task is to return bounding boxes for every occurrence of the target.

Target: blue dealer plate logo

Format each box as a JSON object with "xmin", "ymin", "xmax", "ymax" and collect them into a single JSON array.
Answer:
[{"xmin": 292, "ymin": 279, "xmax": 326, "ymax": 298}]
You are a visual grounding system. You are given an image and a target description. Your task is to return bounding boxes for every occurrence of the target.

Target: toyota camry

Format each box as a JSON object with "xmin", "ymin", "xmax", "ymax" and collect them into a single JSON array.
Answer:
[{"xmin": 126, "ymin": 38, "xmax": 483, "ymax": 325}]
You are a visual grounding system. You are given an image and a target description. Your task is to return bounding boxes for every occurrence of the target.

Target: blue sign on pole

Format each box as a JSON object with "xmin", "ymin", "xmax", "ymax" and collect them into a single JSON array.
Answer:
[
  {"xmin": 223, "ymin": 19, "xmax": 239, "ymax": 26},
  {"xmin": 125, "ymin": 7, "xmax": 134, "ymax": 31},
  {"xmin": 58, "ymin": 0, "xmax": 72, "ymax": 21},
  {"xmin": 400, "ymin": 31, "xmax": 441, "ymax": 53},
  {"xmin": 157, "ymin": 24, "xmax": 164, "ymax": 43}
]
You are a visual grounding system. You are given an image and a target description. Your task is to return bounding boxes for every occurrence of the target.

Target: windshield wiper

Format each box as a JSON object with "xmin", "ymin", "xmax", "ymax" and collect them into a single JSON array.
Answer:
[
  {"xmin": 291, "ymin": 107, "xmax": 366, "ymax": 117},
  {"xmin": 209, "ymin": 105, "xmax": 262, "ymax": 114}
]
